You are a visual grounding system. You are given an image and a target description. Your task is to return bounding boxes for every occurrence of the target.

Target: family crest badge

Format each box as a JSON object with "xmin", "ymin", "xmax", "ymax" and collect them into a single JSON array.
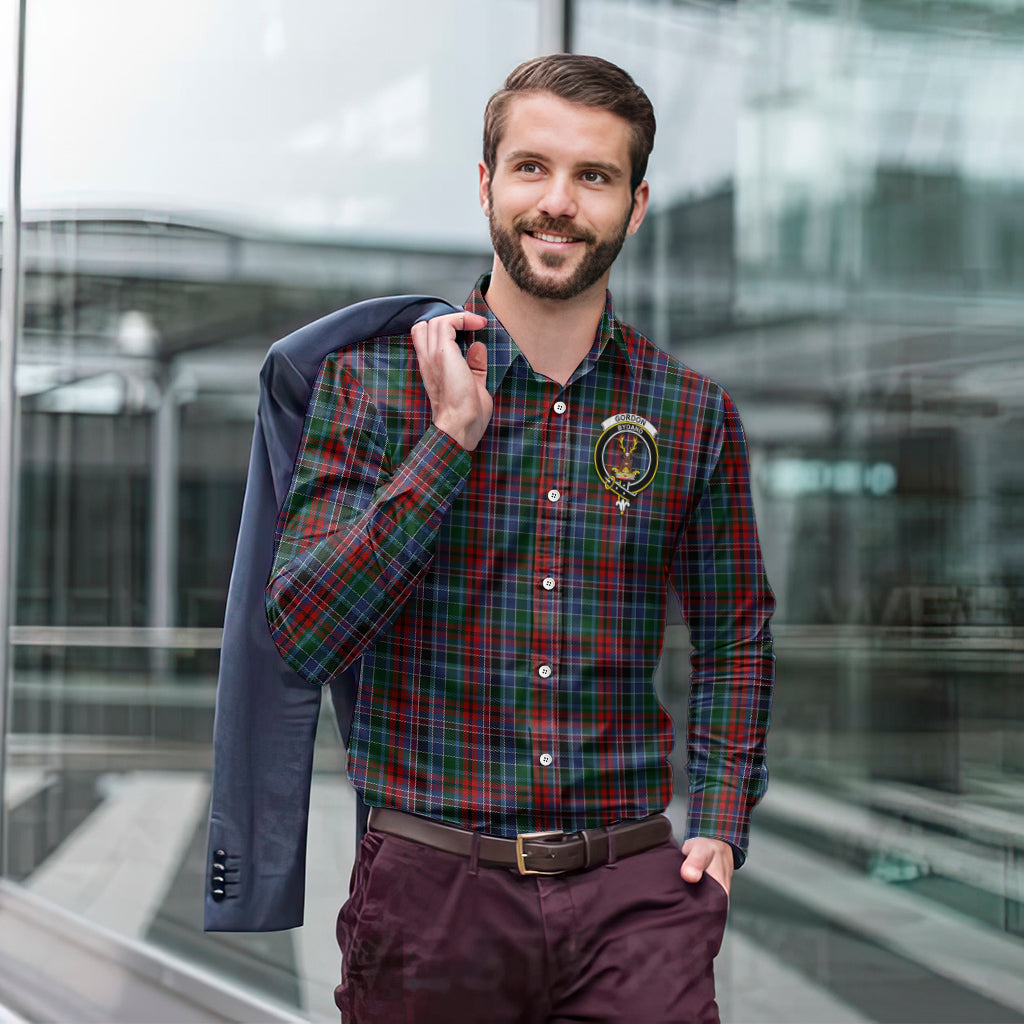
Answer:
[{"xmin": 594, "ymin": 414, "xmax": 659, "ymax": 514}]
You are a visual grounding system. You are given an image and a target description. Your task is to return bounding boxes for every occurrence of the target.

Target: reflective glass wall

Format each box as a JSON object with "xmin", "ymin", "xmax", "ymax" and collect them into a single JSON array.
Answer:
[
  {"xmin": 581, "ymin": 1, "xmax": 1024, "ymax": 1021},
  {"xmin": 3, "ymin": 0, "xmax": 1024, "ymax": 1021},
  {"xmin": 4, "ymin": 1, "xmax": 534, "ymax": 1019},
  {"xmin": 0, "ymin": 3, "xmax": 11, "ymax": 212}
]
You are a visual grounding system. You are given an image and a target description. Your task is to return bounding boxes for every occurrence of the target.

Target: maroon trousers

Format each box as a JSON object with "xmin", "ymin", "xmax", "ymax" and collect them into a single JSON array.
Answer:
[{"xmin": 336, "ymin": 829, "xmax": 728, "ymax": 1023}]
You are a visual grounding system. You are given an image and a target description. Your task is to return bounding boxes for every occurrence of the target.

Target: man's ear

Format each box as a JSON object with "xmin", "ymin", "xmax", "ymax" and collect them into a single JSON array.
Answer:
[
  {"xmin": 478, "ymin": 162, "xmax": 492, "ymax": 216},
  {"xmin": 626, "ymin": 180, "xmax": 650, "ymax": 237}
]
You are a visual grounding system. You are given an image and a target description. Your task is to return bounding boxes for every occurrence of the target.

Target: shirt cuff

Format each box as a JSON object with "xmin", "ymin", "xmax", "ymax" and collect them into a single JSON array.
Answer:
[{"xmin": 685, "ymin": 785, "xmax": 754, "ymax": 868}]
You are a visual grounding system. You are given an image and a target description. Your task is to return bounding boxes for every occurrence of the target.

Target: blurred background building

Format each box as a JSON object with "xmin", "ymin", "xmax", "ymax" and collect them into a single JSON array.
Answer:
[{"xmin": 1, "ymin": 0, "xmax": 1023, "ymax": 1021}]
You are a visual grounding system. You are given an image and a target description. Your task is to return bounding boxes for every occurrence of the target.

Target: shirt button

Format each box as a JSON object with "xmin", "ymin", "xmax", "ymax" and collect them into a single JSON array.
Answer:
[
  {"xmin": 539, "ymin": 753, "xmax": 553, "ymax": 767},
  {"xmin": 538, "ymin": 664, "xmax": 552, "ymax": 679},
  {"xmin": 541, "ymin": 577, "xmax": 556, "ymax": 591},
  {"xmin": 547, "ymin": 488, "xmax": 560, "ymax": 503},
  {"xmin": 553, "ymin": 401, "xmax": 567, "ymax": 415}
]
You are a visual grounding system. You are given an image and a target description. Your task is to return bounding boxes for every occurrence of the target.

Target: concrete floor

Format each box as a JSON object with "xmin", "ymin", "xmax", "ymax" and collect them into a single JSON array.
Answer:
[{"xmin": 6, "ymin": 769, "xmax": 1024, "ymax": 1023}]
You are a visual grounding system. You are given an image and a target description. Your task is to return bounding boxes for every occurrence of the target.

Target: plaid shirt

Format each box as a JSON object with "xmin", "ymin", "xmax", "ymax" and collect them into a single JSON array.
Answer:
[{"xmin": 267, "ymin": 277, "xmax": 774, "ymax": 860}]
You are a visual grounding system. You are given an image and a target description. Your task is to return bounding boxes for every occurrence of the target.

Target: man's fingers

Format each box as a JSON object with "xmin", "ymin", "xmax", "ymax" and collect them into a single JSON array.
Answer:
[
  {"xmin": 459, "ymin": 312, "xmax": 488, "ymax": 331},
  {"xmin": 414, "ymin": 310, "xmax": 487, "ymax": 339},
  {"xmin": 410, "ymin": 309, "xmax": 492, "ymax": 451},
  {"xmin": 412, "ymin": 312, "xmax": 488, "ymax": 367},
  {"xmin": 426, "ymin": 311, "xmax": 485, "ymax": 347}
]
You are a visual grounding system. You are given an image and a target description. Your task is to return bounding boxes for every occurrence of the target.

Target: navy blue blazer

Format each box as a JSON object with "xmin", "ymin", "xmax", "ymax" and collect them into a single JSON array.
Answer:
[{"xmin": 204, "ymin": 294, "xmax": 459, "ymax": 932}]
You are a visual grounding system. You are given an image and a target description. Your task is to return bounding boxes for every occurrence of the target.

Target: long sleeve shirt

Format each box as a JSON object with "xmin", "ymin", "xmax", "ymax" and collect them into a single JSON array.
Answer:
[{"xmin": 266, "ymin": 276, "xmax": 775, "ymax": 862}]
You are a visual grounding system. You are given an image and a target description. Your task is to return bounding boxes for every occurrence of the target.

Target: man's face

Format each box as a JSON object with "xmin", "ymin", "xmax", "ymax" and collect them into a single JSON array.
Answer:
[{"xmin": 480, "ymin": 92, "xmax": 649, "ymax": 302}]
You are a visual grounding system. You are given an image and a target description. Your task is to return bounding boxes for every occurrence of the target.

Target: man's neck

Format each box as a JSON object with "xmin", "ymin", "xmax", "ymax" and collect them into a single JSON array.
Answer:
[{"xmin": 483, "ymin": 260, "xmax": 609, "ymax": 387}]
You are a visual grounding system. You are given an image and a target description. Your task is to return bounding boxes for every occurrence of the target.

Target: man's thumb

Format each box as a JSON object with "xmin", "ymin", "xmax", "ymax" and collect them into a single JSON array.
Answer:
[{"xmin": 466, "ymin": 340, "xmax": 488, "ymax": 376}]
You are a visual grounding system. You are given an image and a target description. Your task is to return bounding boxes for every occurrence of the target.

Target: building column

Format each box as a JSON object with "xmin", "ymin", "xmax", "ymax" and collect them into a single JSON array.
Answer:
[
  {"xmin": 537, "ymin": 0, "xmax": 571, "ymax": 53},
  {"xmin": 149, "ymin": 364, "xmax": 179, "ymax": 649}
]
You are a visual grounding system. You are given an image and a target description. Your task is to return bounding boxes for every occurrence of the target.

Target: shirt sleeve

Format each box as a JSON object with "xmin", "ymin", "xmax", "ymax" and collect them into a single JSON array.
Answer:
[
  {"xmin": 266, "ymin": 353, "xmax": 472, "ymax": 686},
  {"xmin": 670, "ymin": 386, "xmax": 775, "ymax": 866}
]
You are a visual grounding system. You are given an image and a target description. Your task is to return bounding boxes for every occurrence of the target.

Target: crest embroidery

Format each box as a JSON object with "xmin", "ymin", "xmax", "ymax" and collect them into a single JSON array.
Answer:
[{"xmin": 594, "ymin": 414, "xmax": 659, "ymax": 514}]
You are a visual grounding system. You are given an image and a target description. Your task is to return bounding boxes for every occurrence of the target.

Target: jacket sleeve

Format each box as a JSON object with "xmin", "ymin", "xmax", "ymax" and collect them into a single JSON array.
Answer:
[
  {"xmin": 266, "ymin": 353, "xmax": 472, "ymax": 686},
  {"xmin": 671, "ymin": 387, "xmax": 775, "ymax": 866},
  {"xmin": 204, "ymin": 393, "xmax": 325, "ymax": 932}
]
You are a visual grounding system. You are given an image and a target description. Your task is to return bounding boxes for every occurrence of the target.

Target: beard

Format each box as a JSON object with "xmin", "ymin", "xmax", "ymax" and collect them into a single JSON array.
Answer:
[{"xmin": 488, "ymin": 189, "xmax": 631, "ymax": 301}]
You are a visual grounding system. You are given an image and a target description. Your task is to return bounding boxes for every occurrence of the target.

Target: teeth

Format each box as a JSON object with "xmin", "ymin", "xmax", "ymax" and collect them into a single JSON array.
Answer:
[{"xmin": 533, "ymin": 232, "xmax": 575, "ymax": 244}]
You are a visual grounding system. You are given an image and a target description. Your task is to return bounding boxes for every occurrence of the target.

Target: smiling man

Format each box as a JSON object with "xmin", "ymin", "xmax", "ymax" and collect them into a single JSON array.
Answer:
[{"xmin": 266, "ymin": 54, "xmax": 775, "ymax": 1023}]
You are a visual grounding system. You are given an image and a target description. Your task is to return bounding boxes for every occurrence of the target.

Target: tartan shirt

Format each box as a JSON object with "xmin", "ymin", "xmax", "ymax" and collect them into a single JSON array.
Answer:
[{"xmin": 266, "ymin": 276, "xmax": 775, "ymax": 862}]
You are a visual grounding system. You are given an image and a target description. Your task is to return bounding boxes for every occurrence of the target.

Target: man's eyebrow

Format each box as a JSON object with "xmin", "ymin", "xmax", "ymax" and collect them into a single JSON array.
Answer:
[
  {"xmin": 503, "ymin": 150, "xmax": 547, "ymax": 166},
  {"xmin": 502, "ymin": 150, "xmax": 626, "ymax": 180}
]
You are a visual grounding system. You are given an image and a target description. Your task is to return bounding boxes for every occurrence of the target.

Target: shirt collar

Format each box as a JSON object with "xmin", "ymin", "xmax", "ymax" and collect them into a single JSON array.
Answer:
[{"xmin": 462, "ymin": 274, "xmax": 634, "ymax": 393}]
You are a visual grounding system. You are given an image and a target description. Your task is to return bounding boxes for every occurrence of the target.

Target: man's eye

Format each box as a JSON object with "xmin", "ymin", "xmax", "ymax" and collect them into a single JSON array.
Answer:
[
  {"xmin": 582, "ymin": 171, "xmax": 607, "ymax": 184},
  {"xmin": 518, "ymin": 162, "xmax": 541, "ymax": 174}
]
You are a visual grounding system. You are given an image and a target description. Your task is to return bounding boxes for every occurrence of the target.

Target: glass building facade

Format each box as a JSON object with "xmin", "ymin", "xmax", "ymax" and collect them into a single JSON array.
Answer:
[{"xmin": 1, "ymin": 1, "xmax": 1023, "ymax": 1020}]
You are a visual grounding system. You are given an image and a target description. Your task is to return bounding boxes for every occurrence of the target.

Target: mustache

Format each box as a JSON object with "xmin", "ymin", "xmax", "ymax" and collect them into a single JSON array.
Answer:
[{"xmin": 513, "ymin": 216, "xmax": 595, "ymax": 245}]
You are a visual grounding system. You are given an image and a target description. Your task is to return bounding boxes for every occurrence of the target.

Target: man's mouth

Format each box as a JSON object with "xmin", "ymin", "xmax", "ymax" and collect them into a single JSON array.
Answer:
[{"xmin": 529, "ymin": 231, "xmax": 579, "ymax": 244}]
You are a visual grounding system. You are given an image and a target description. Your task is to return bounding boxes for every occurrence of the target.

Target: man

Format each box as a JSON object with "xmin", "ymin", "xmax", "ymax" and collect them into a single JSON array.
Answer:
[{"xmin": 266, "ymin": 54, "xmax": 774, "ymax": 1023}]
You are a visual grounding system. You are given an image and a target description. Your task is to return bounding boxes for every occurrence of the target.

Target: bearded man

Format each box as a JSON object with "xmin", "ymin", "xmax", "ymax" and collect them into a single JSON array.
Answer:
[{"xmin": 266, "ymin": 53, "xmax": 775, "ymax": 1023}]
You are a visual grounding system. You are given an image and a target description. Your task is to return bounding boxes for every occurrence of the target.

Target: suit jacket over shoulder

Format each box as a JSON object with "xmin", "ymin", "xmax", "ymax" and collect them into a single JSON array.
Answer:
[{"xmin": 204, "ymin": 294, "xmax": 458, "ymax": 932}]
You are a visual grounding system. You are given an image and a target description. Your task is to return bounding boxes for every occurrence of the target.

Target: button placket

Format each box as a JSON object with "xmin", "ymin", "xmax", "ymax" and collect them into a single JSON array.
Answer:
[{"xmin": 529, "ymin": 383, "xmax": 569, "ymax": 824}]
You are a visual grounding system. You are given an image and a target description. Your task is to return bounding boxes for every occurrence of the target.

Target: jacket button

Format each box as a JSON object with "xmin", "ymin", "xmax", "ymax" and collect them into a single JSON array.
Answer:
[
  {"xmin": 211, "ymin": 888, "xmax": 226, "ymax": 902},
  {"xmin": 212, "ymin": 875, "xmax": 225, "ymax": 886},
  {"xmin": 214, "ymin": 849, "xmax": 226, "ymax": 859},
  {"xmin": 213, "ymin": 862, "xmax": 226, "ymax": 873}
]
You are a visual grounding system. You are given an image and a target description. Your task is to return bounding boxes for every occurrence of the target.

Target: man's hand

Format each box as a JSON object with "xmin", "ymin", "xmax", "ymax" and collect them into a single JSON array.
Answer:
[
  {"xmin": 411, "ymin": 310, "xmax": 491, "ymax": 451},
  {"xmin": 680, "ymin": 836, "xmax": 734, "ymax": 896}
]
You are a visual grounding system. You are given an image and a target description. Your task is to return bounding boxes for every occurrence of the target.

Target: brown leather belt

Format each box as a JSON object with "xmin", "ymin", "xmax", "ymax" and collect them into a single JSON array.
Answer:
[{"xmin": 368, "ymin": 807, "xmax": 673, "ymax": 876}]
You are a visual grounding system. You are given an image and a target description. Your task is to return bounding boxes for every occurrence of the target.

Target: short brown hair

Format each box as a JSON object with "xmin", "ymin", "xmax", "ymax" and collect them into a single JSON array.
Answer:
[{"xmin": 483, "ymin": 54, "xmax": 656, "ymax": 193}]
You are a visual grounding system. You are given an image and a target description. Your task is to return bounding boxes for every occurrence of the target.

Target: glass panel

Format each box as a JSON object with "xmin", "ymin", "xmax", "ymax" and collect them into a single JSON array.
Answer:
[
  {"xmin": 0, "ymin": 0, "xmax": 20, "ymax": 897},
  {"xmin": 0, "ymin": 1, "xmax": 12, "ymax": 214},
  {"xmin": 576, "ymin": 1, "xmax": 1024, "ymax": 1020},
  {"xmin": 21, "ymin": 0, "xmax": 540, "ymax": 248},
  {"xmin": 12, "ymin": 1, "xmax": 538, "ymax": 1018}
]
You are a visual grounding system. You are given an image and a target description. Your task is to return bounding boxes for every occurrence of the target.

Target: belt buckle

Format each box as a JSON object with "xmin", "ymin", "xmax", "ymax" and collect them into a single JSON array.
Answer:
[{"xmin": 515, "ymin": 830, "xmax": 565, "ymax": 876}]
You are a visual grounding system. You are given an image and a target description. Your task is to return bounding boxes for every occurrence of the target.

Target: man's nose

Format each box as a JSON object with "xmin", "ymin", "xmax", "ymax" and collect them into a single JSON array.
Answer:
[{"xmin": 536, "ymin": 175, "xmax": 578, "ymax": 220}]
